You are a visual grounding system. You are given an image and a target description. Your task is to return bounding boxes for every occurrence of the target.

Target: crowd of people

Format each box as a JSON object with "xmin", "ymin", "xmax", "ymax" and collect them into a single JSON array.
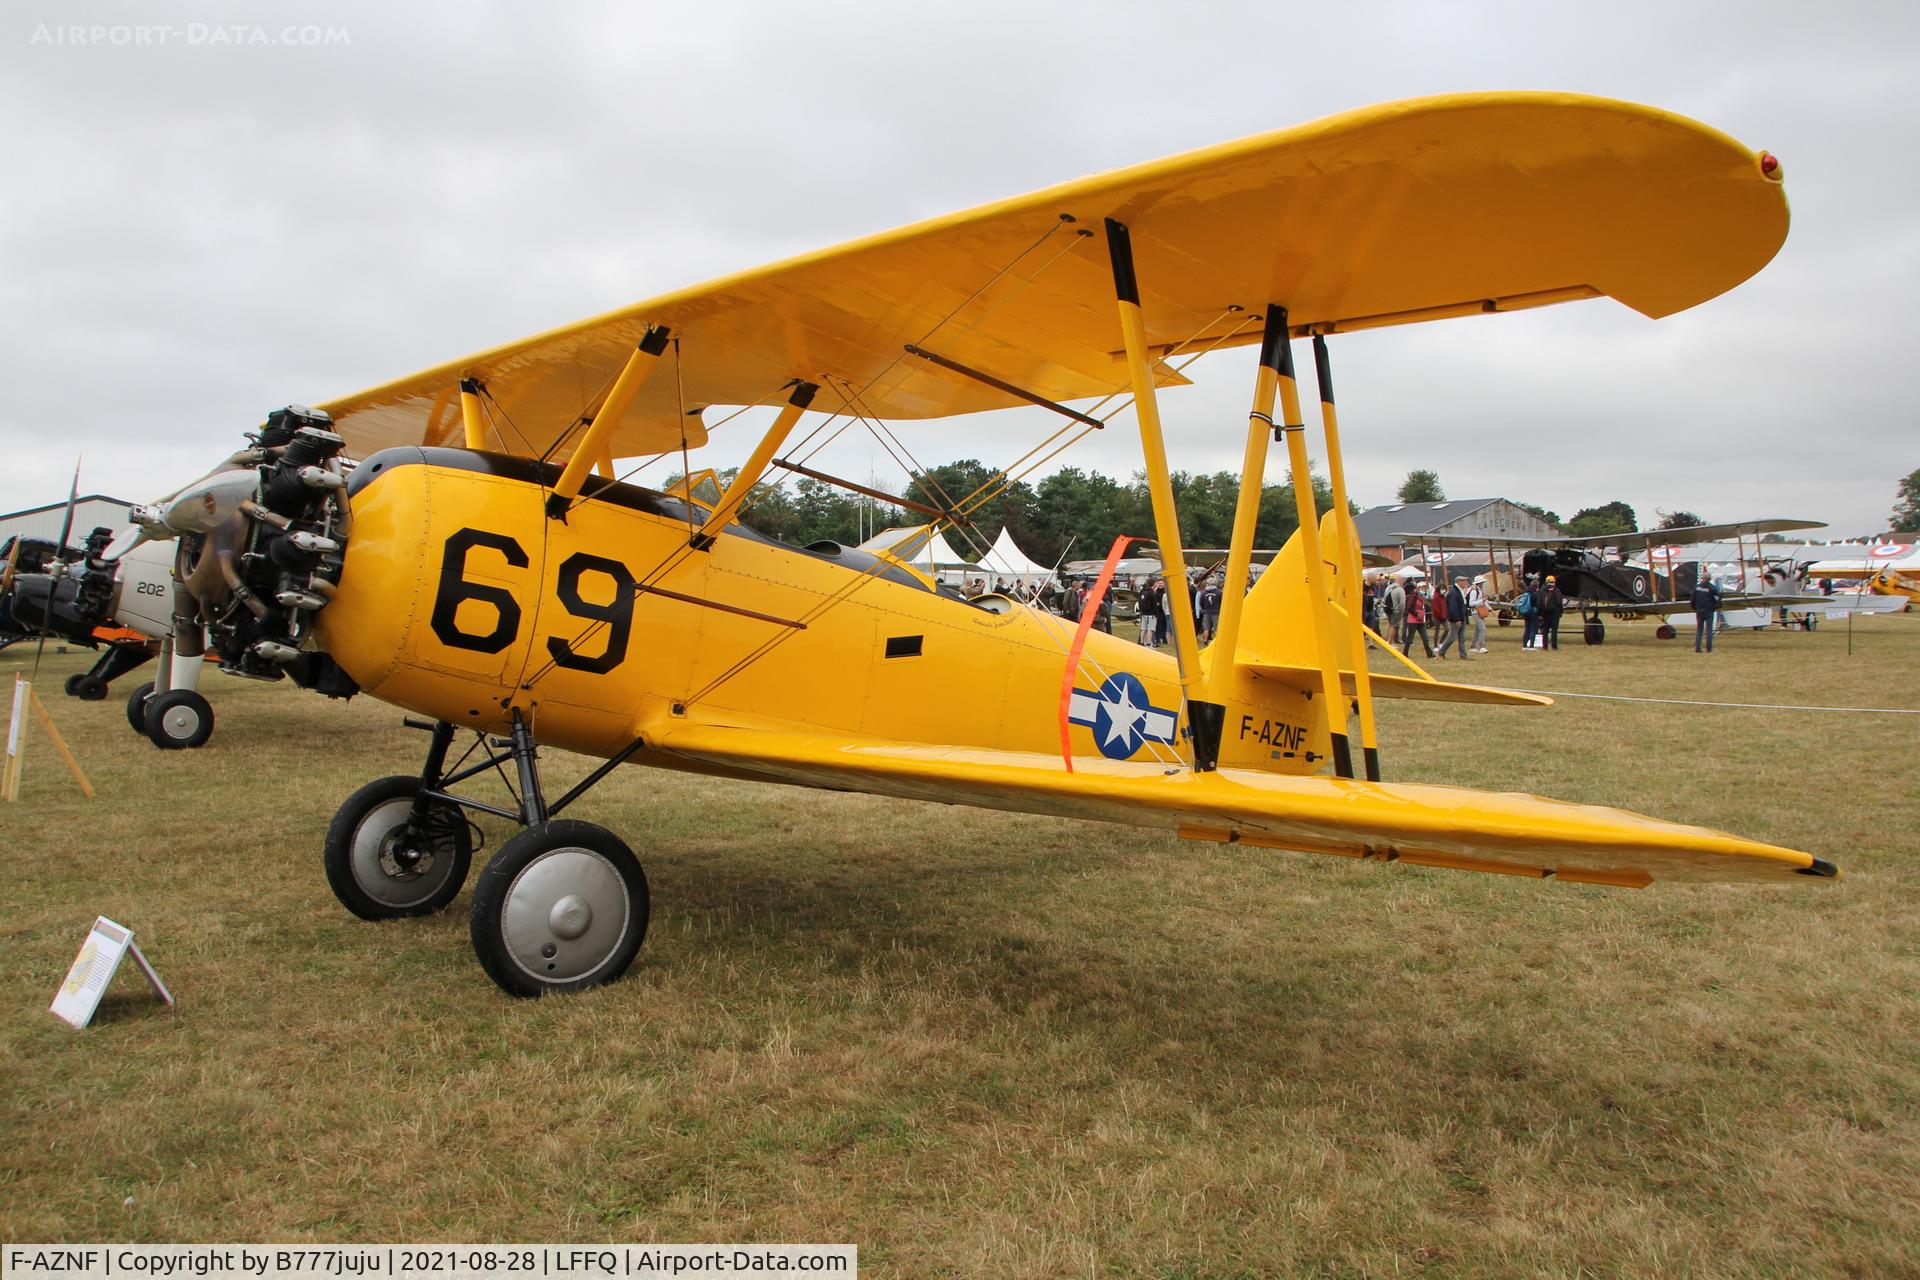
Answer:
[
  {"xmin": 1000, "ymin": 558, "xmax": 1749, "ymax": 659},
  {"xmin": 1035, "ymin": 569, "xmax": 1237, "ymax": 646},
  {"xmin": 1366, "ymin": 572, "xmax": 1567, "ymax": 656}
]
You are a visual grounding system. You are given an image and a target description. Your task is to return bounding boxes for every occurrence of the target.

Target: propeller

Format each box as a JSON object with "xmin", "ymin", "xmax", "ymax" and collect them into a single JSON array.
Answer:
[
  {"xmin": 0, "ymin": 536, "xmax": 20, "ymax": 599},
  {"xmin": 30, "ymin": 457, "xmax": 83, "ymax": 682}
]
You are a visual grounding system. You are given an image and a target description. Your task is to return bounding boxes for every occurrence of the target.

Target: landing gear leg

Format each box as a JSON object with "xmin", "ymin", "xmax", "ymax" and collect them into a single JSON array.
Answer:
[
  {"xmin": 324, "ymin": 711, "xmax": 653, "ymax": 997},
  {"xmin": 67, "ymin": 642, "xmax": 154, "ymax": 702},
  {"xmin": 469, "ymin": 710, "xmax": 650, "ymax": 998}
]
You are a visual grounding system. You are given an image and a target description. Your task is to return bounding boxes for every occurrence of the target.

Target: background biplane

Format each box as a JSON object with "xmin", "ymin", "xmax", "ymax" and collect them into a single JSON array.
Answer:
[
  {"xmin": 1402, "ymin": 517, "xmax": 1831, "ymax": 642},
  {"xmin": 140, "ymin": 93, "xmax": 1833, "ymax": 996},
  {"xmin": 1807, "ymin": 541, "xmax": 1920, "ymax": 607}
]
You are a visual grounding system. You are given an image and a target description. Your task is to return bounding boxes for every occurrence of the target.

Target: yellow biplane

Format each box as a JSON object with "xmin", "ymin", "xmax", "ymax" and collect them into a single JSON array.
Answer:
[{"xmin": 149, "ymin": 92, "xmax": 1834, "ymax": 996}]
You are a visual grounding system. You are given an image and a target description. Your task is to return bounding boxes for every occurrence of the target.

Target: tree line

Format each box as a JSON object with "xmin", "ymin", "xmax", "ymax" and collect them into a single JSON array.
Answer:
[
  {"xmin": 686, "ymin": 460, "xmax": 1920, "ymax": 562},
  {"xmin": 702, "ymin": 459, "xmax": 1341, "ymax": 564}
]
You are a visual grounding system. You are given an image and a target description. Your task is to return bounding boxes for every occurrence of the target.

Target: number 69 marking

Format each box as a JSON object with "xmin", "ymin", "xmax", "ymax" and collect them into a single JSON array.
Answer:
[{"xmin": 429, "ymin": 529, "xmax": 633, "ymax": 673}]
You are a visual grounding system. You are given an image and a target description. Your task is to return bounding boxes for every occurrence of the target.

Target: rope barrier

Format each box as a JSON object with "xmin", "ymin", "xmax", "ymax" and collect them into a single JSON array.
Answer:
[{"xmin": 1502, "ymin": 688, "xmax": 1920, "ymax": 715}]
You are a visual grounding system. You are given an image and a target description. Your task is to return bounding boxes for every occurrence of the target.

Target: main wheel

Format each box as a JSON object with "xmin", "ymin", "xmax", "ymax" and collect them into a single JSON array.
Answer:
[
  {"xmin": 1583, "ymin": 618, "xmax": 1606, "ymax": 646},
  {"xmin": 144, "ymin": 688, "xmax": 214, "ymax": 748},
  {"xmin": 469, "ymin": 821, "xmax": 649, "ymax": 998},
  {"xmin": 1655, "ymin": 624, "xmax": 1676, "ymax": 640},
  {"xmin": 125, "ymin": 681, "xmax": 157, "ymax": 733},
  {"xmin": 323, "ymin": 775, "xmax": 473, "ymax": 920},
  {"xmin": 66, "ymin": 673, "xmax": 109, "ymax": 701}
]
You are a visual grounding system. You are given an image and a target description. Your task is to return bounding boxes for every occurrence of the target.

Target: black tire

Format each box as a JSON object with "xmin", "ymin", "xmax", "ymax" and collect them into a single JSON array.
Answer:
[
  {"xmin": 1655, "ymin": 624, "xmax": 1676, "ymax": 640},
  {"xmin": 1583, "ymin": 619, "xmax": 1606, "ymax": 647},
  {"xmin": 66, "ymin": 673, "xmax": 108, "ymax": 701},
  {"xmin": 125, "ymin": 682, "xmax": 157, "ymax": 733},
  {"xmin": 469, "ymin": 820, "xmax": 649, "ymax": 998},
  {"xmin": 64, "ymin": 674, "xmax": 86, "ymax": 697},
  {"xmin": 323, "ymin": 775, "xmax": 473, "ymax": 920},
  {"xmin": 144, "ymin": 688, "xmax": 214, "ymax": 749}
]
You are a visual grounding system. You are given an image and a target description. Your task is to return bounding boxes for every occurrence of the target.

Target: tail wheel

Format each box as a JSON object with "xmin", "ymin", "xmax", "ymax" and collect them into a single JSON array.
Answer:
[
  {"xmin": 469, "ymin": 821, "xmax": 649, "ymax": 999},
  {"xmin": 125, "ymin": 681, "xmax": 157, "ymax": 733},
  {"xmin": 323, "ymin": 775, "xmax": 473, "ymax": 920},
  {"xmin": 144, "ymin": 688, "xmax": 214, "ymax": 749},
  {"xmin": 1655, "ymin": 624, "xmax": 1677, "ymax": 640}
]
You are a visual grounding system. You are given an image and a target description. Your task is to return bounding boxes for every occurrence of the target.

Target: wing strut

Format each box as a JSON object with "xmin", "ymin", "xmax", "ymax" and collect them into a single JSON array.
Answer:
[
  {"xmin": 1312, "ymin": 334, "xmax": 1381, "ymax": 781},
  {"xmin": 546, "ymin": 325, "xmax": 671, "ymax": 519},
  {"xmin": 1206, "ymin": 308, "xmax": 1282, "ymax": 715},
  {"xmin": 1272, "ymin": 312, "xmax": 1352, "ymax": 778},
  {"xmin": 688, "ymin": 380, "xmax": 819, "ymax": 551},
  {"xmin": 458, "ymin": 378, "xmax": 488, "ymax": 450},
  {"xmin": 1103, "ymin": 217, "xmax": 1220, "ymax": 769}
]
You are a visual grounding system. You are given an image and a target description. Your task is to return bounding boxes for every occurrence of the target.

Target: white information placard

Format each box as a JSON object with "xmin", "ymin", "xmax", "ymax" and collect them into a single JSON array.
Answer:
[{"xmin": 48, "ymin": 916, "xmax": 173, "ymax": 1028}]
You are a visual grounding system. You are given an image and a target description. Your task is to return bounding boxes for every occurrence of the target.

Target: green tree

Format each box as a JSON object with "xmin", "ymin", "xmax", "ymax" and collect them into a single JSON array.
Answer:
[
  {"xmin": 1514, "ymin": 501, "xmax": 1563, "ymax": 529},
  {"xmin": 1891, "ymin": 468, "xmax": 1920, "ymax": 532},
  {"xmin": 1564, "ymin": 501, "xmax": 1638, "ymax": 538},
  {"xmin": 1397, "ymin": 469, "xmax": 1445, "ymax": 503},
  {"xmin": 1656, "ymin": 510, "xmax": 1707, "ymax": 531},
  {"xmin": 907, "ymin": 459, "xmax": 1036, "ymax": 560}
]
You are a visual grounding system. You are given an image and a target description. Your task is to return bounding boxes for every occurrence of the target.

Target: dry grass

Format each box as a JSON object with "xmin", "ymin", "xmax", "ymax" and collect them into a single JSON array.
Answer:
[{"xmin": 1, "ymin": 613, "xmax": 1916, "ymax": 1278}]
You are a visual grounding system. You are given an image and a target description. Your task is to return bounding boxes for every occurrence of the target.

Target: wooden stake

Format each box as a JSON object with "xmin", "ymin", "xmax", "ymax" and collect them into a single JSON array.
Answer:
[
  {"xmin": 3, "ymin": 675, "xmax": 24, "ymax": 801},
  {"xmin": 29, "ymin": 688, "xmax": 93, "ymax": 797}
]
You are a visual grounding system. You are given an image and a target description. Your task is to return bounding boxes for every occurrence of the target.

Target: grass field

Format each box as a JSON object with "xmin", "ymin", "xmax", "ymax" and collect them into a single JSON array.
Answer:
[{"xmin": 2, "ymin": 613, "xmax": 1916, "ymax": 1277}]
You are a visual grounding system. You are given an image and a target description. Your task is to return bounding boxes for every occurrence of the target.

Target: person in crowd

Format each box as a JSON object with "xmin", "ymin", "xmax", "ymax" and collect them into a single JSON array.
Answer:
[
  {"xmin": 1516, "ymin": 577, "xmax": 1539, "ymax": 650},
  {"xmin": 1468, "ymin": 575, "xmax": 1489, "ymax": 653},
  {"xmin": 993, "ymin": 577, "xmax": 1009, "ymax": 594},
  {"xmin": 1137, "ymin": 577, "xmax": 1161, "ymax": 647},
  {"xmin": 1197, "ymin": 576, "xmax": 1223, "ymax": 644},
  {"xmin": 1539, "ymin": 574, "xmax": 1565, "ymax": 650},
  {"xmin": 1361, "ymin": 581, "xmax": 1379, "ymax": 636},
  {"xmin": 1438, "ymin": 576, "xmax": 1472, "ymax": 659},
  {"xmin": 1400, "ymin": 581, "xmax": 1433, "ymax": 657},
  {"xmin": 1430, "ymin": 575, "xmax": 1454, "ymax": 657},
  {"xmin": 1095, "ymin": 586, "xmax": 1114, "ymax": 634},
  {"xmin": 1384, "ymin": 577, "xmax": 1406, "ymax": 643},
  {"xmin": 1691, "ymin": 571, "xmax": 1724, "ymax": 652}
]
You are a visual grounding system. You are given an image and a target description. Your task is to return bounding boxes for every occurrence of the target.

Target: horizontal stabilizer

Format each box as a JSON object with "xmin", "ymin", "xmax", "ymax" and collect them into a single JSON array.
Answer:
[{"xmin": 1241, "ymin": 661, "xmax": 1549, "ymax": 707}]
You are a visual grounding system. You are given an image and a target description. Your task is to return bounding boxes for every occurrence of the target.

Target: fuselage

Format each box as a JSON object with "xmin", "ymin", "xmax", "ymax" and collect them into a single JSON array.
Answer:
[{"xmin": 318, "ymin": 448, "xmax": 1327, "ymax": 774}]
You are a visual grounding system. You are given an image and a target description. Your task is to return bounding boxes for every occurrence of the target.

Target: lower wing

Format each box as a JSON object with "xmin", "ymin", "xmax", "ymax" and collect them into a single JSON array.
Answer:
[{"xmin": 650, "ymin": 722, "xmax": 1835, "ymax": 887}]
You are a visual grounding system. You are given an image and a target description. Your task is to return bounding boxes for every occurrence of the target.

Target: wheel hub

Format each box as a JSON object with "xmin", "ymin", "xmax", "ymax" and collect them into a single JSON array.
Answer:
[
  {"xmin": 353, "ymin": 797, "xmax": 456, "ymax": 908},
  {"xmin": 161, "ymin": 705, "xmax": 201, "ymax": 738},
  {"xmin": 502, "ymin": 849, "xmax": 629, "ymax": 983},
  {"xmin": 377, "ymin": 828, "xmax": 433, "ymax": 878},
  {"xmin": 548, "ymin": 894, "xmax": 592, "ymax": 940}
]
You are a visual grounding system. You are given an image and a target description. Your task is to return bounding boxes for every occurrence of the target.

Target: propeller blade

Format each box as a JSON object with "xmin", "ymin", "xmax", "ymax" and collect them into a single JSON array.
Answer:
[{"xmin": 32, "ymin": 456, "xmax": 83, "ymax": 682}]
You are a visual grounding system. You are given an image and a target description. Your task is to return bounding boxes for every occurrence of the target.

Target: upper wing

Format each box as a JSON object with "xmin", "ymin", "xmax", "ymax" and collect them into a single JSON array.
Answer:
[
  {"xmin": 317, "ymin": 92, "xmax": 1789, "ymax": 461},
  {"xmin": 1406, "ymin": 518, "xmax": 1825, "ymax": 552},
  {"xmin": 649, "ymin": 721, "xmax": 1833, "ymax": 887}
]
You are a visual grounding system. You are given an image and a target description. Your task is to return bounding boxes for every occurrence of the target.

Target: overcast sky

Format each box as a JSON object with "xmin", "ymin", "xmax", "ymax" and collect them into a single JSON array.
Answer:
[{"xmin": 3, "ymin": 0, "xmax": 1915, "ymax": 538}]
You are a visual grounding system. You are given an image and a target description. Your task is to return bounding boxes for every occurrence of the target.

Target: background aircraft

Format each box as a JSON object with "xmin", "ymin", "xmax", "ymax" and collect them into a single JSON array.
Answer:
[
  {"xmin": 0, "ymin": 445, "xmax": 320, "ymax": 748},
  {"xmin": 1399, "ymin": 518, "xmax": 1829, "ymax": 642},
  {"xmin": 1805, "ymin": 542, "xmax": 1920, "ymax": 608}
]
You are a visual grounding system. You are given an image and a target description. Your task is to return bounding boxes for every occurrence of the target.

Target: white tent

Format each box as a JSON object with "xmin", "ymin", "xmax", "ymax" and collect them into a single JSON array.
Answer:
[
  {"xmin": 977, "ymin": 527, "xmax": 1055, "ymax": 587},
  {"xmin": 1388, "ymin": 563, "xmax": 1428, "ymax": 579},
  {"xmin": 856, "ymin": 524, "xmax": 977, "ymax": 584}
]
